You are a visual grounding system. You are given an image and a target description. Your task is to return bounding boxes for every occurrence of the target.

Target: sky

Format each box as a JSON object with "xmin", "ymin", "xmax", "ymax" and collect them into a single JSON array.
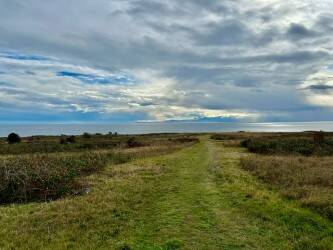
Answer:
[{"xmin": 0, "ymin": 0, "xmax": 333, "ymax": 123}]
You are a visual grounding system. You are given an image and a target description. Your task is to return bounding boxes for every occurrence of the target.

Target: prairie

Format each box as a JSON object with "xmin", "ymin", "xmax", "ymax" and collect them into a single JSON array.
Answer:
[
  {"xmin": 0, "ymin": 133, "xmax": 332, "ymax": 249},
  {"xmin": 211, "ymin": 132, "xmax": 333, "ymax": 220}
]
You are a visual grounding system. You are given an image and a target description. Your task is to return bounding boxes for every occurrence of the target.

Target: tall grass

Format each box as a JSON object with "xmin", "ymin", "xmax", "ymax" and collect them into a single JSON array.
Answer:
[
  {"xmin": 0, "ymin": 151, "xmax": 127, "ymax": 203},
  {"xmin": 0, "ymin": 140, "xmax": 121, "ymax": 155},
  {"xmin": 241, "ymin": 137, "xmax": 333, "ymax": 156},
  {"xmin": 241, "ymin": 155, "xmax": 333, "ymax": 219},
  {"xmin": 0, "ymin": 135, "xmax": 199, "ymax": 203},
  {"xmin": 0, "ymin": 135, "xmax": 199, "ymax": 155}
]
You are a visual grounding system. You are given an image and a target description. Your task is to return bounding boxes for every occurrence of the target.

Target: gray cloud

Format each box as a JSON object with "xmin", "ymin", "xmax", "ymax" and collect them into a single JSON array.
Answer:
[
  {"xmin": 302, "ymin": 84, "xmax": 333, "ymax": 94},
  {"xmin": 0, "ymin": 0, "xmax": 333, "ymax": 122},
  {"xmin": 286, "ymin": 23, "xmax": 315, "ymax": 40}
]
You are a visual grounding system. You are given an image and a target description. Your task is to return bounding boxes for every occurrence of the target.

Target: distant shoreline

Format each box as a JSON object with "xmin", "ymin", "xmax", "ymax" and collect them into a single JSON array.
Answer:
[{"xmin": 1, "ymin": 122, "xmax": 333, "ymax": 137}]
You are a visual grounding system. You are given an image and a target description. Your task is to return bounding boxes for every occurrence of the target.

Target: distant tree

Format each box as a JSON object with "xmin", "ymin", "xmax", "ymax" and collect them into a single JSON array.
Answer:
[{"xmin": 7, "ymin": 133, "xmax": 21, "ymax": 144}]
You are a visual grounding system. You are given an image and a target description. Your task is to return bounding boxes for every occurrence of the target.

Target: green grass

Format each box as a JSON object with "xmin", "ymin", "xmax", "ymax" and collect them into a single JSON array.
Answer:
[
  {"xmin": 0, "ymin": 134, "xmax": 197, "ymax": 203},
  {"xmin": 241, "ymin": 155, "xmax": 333, "ymax": 220},
  {"xmin": 0, "ymin": 137, "xmax": 332, "ymax": 249},
  {"xmin": 0, "ymin": 134, "xmax": 199, "ymax": 155},
  {"xmin": 0, "ymin": 151, "xmax": 127, "ymax": 203}
]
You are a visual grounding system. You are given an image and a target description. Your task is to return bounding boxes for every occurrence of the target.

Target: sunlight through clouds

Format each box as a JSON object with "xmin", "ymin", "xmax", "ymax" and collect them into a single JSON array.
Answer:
[{"xmin": 0, "ymin": 0, "xmax": 332, "ymax": 122}]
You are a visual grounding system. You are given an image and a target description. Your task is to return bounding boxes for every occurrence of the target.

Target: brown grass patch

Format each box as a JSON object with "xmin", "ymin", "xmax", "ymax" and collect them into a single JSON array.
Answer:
[{"xmin": 241, "ymin": 155, "xmax": 333, "ymax": 219}]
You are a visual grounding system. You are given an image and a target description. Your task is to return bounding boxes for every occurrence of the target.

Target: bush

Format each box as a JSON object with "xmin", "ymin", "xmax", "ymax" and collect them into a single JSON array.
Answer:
[
  {"xmin": 171, "ymin": 137, "xmax": 199, "ymax": 143},
  {"xmin": 7, "ymin": 133, "xmax": 21, "ymax": 144},
  {"xmin": 240, "ymin": 139, "xmax": 251, "ymax": 148},
  {"xmin": 127, "ymin": 137, "xmax": 143, "ymax": 148},
  {"xmin": 66, "ymin": 136, "xmax": 76, "ymax": 144},
  {"xmin": 243, "ymin": 138, "xmax": 316, "ymax": 156},
  {"xmin": 210, "ymin": 134, "xmax": 224, "ymax": 140},
  {"xmin": 82, "ymin": 132, "xmax": 91, "ymax": 139},
  {"xmin": 313, "ymin": 131, "xmax": 325, "ymax": 145},
  {"xmin": 60, "ymin": 138, "xmax": 67, "ymax": 144}
]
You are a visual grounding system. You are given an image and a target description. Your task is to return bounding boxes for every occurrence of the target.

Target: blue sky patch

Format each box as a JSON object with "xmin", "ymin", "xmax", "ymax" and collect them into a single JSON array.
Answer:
[
  {"xmin": 57, "ymin": 71, "xmax": 133, "ymax": 85},
  {"xmin": 0, "ymin": 52, "xmax": 50, "ymax": 61}
]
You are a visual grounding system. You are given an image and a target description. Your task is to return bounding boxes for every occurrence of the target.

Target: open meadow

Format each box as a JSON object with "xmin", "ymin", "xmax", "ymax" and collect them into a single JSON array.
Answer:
[{"xmin": 0, "ymin": 132, "xmax": 332, "ymax": 249}]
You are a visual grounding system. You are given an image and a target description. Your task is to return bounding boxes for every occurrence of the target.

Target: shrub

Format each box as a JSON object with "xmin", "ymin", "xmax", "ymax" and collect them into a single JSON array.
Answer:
[
  {"xmin": 243, "ymin": 138, "xmax": 317, "ymax": 156},
  {"xmin": 60, "ymin": 138, "xmax": 67, "ymax": 144},
  {"xmin": 82, "ymin": 132, "xmax": 91, "ymax": 139},
  {"xmin": 313, "ymin": 131, "xmax": 325, "ymax": 145},
  {"xmin": 240, "ymin": 139, "xmax": 251, "ymax": 148},
  {"xmin": 66, "ymin": 136, "xmax": 76, "ymax": 143},
  {"xmin": 7, "ymin": 133, "xmax": 21, "ymax": 144},
  {"xmin": 210, "ymin": 134, "xmax": 224, "ymax": 140},
  {"xmin": 171, "ymin": 137, "xmax": 199, "ymax": 143},
  {"xmin": 127, "ymin": 137, "xmax": 143, "ymax": 148}
]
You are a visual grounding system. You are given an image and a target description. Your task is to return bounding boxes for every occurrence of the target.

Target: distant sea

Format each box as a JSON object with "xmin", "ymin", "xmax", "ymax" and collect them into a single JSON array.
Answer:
[{"xmin": 1, "ymin": 122, "xmax": 333, "ymax": 137}]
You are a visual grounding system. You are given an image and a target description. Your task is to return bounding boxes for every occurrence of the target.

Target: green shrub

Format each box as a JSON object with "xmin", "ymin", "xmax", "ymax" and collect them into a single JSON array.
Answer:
[
  {"xmin": 210, "ymin": 134, "xmax": 224, "ymax": 140},
  {"xmin": 66, "ymin": 136, "xmax": 76, "ymax": 143},
  {"xmin": 82, "ymin": 132, "xmax": 91, "ymax": 139},
  {"xmin": 127, "ymin": 137, "xmax": 143, "ymax": 148},
  {"xmin": 7, "ymin": 133, "xmax": 21, "ymax": 144}
]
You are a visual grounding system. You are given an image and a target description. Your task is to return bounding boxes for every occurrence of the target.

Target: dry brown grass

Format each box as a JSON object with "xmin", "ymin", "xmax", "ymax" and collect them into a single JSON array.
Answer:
[
  {"xmin": 241, "ymin": 155, "xmax": 333, "ymax": 219},
  {"xmin": 0, "ymin": 135, "xmax": 198, "ymax": 204}
]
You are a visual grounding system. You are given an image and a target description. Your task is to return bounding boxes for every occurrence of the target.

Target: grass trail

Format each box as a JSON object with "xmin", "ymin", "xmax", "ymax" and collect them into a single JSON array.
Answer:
[{"xmin": 0, "ymin": 138, "xmax": 332, "ymax": 249}]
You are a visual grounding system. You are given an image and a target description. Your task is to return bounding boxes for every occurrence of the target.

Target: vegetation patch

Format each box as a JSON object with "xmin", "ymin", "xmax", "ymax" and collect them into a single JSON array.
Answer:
[
  {"xmin": 240, "ymin": 133, "xmax": 333, "ymax": 156},
  {"xmin": 0, "ymin": 151, "xmax": 127, "ymax": 203},
  {"xmin": 241, "ymin": 155, "xmax": 333, "ymax": 219},
  {"xmin": 0, "ymin": 133, "xmax": 198, "ymax": 204}
]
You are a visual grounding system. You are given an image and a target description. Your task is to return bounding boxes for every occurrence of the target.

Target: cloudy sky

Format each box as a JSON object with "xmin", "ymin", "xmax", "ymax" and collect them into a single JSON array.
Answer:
[{"xmin": 0, "ymin": 0, "xmax": 333, "ymax": 123}]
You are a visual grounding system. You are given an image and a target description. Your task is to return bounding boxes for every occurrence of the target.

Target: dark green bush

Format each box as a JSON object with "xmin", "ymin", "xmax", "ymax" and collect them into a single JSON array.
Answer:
[
  {"xmin": 127, "ymin": 137, "xmax": 143, "ymax": 148},
  {"xmin": 66, "ymin": 136, "xmax": 76, "ymax": 143},
  {"xmin": 82, "ymin": 132, "xmax": 91, "ymax": 139},
  {"xmin": 242, "ymin": 137, "xmax": 333, "ymax": 156},
  {"xmin": 210, "ymin": 134, "xmax": 224, "ymax": 140},
  {"xmin": 171, "ymin": 137, "xmax": 199, "ymax": 143},
  {"xmin": 7, "ymin": 133, "xmax": 21, "ymax": 144}
]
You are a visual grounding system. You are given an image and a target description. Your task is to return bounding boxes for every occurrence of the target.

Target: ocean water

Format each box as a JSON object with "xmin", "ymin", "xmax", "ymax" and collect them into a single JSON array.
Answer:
[{"xmin": 1, "ymin": 122, "xmax": 333, "ymax": 137}]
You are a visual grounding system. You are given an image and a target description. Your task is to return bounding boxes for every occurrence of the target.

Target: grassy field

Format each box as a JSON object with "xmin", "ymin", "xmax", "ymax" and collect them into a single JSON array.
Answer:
[
  {"xmin": 0, "ymin": 133, "xmax": 198, "ymax": 155},
  {"xmin": 0, "ymin": 134, "xmax": 198, "ymax": 203},
  {"xmin": 0, "ymin": 136, "xmax": 332, "ymax": 249},
  {"xmin": 213, "ymin": 132, "xmax": 333, "ymax": 221},
  {"xmin": 241, "ymin": 155, "xmax": 333, "ymax": 219}
]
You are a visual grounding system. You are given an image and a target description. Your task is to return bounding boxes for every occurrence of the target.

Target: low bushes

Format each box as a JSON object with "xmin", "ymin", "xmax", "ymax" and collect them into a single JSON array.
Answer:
[
  {"xmin": 241, "ymin": 155, "xmax": 333, "ymax": 219},
  {"xmin": 241, "ymin": 137, "xmax": 333, "ymax": 156},
  {"xmin": 0, "ymin": 140, "xmax": 121, "ymax": 155},
  {"xmin": 0, "ymin": 151, "xmax": 127, "ymax": 203},
  {"xmin": 0, "ymin": 134, "xmax": 199, "ymax": 203},
  {"xmin": 170, "ymin": 137, "xmax": 200, "ymax": 143},
  {"xmin": 127, "ymin": 137, "xmax": 144, "ymax": 148}
]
